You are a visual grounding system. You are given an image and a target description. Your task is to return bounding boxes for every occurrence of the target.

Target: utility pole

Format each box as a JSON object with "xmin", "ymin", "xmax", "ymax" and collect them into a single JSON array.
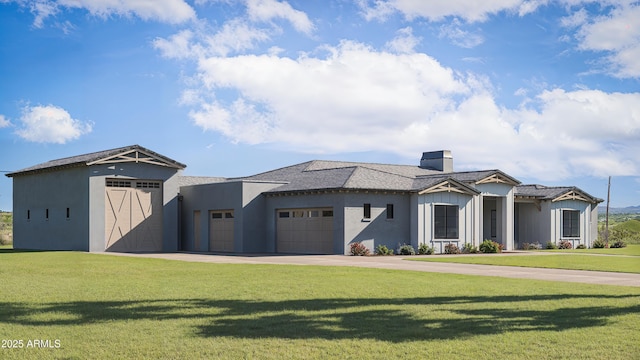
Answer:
[{"xmin": 605, "ymin": 176, "xmax": 611, "ymax": 247}]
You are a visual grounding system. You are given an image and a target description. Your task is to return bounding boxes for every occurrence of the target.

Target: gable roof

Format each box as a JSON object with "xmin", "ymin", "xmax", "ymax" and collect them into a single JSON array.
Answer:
[
  {"xmin": 6, "ymin": 145, "xmax": 186, "ymax": 177},
  {"xmin": 515, "ymin": 184, "xmax": 603, "ymax": 204}
]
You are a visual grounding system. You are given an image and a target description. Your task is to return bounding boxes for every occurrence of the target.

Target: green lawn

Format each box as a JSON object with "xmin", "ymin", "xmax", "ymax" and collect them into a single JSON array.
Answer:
[
  {"xmin": 549, "ymin": 244, "xmax": 640, "ymax": 256},
  {"xmin": 410, "ymin": 253, "xmax": 640, "ymax": 273},
  {"xmin": 0, "ymin": 251, "xmax": 638, "ymax": 359}
]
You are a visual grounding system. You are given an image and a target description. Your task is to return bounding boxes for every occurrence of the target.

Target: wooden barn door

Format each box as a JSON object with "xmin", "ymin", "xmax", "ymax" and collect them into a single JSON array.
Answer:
[{"xmin": 105, "ymin": 179, "xmax": 163, "ymax": 252}]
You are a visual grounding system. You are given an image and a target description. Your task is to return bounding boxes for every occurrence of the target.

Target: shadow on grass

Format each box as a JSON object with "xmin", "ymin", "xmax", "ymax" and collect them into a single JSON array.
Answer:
[{"xmin": 0, "ymin": 294, "xmax": 638, "ymax": 342}]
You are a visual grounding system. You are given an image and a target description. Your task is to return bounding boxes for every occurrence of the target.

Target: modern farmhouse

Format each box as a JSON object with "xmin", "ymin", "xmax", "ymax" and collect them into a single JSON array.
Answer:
[{"xmin": 7, "ymin": 145, "xmax": 602, "ymax": 254}]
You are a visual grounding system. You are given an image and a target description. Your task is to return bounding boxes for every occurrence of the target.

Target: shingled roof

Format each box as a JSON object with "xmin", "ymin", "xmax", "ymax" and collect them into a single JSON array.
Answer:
[
  {"xmin": 6, "ymin": 145, "xmax": 186, "ymax": 177},
  {"xmin": 515, "ymin": 184, "xmax": 603, "ymax": 203},
  {"xmin": 236, "ymin": 160, "xmax": 508, "ymax": 194}
]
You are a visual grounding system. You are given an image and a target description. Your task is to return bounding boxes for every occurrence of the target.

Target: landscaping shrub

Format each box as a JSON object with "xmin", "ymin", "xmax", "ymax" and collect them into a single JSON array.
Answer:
[
  {"xmin": 461, "ymin": 243, "xmax": 477, "ymax": 254},
  {"xmin": 611, "ymin": 240, "xmax": 627, "ymax": 248},
  {"xmin": 558, "ymin": 240, "xmax": 572, "ymax": 249},
  {"xmin": 479, "ymin": 239, "xmax": 501, "ymax": 253},
  {"xmin": 592, "ymin": 239, "xmax": 607, "ymax": 248},
  {"xmin": 397, "ymin": 244, "xmax": 415, "ymax": 255},
  {"xmin": 374, "ymin": 244, "xmax": 394, "ymax": 255},
  {"xmin": 417, "ymin": 243, "xmax": 434, "ymax": 255},
  {"xmin": 349, "ymin": 242, "xmax": 370, "ymax": 256},
  {"xmin": 576, "ymin": 244, "xmax": 587, "ymax": 249},
  {"xmin": 521, "ymin": 242, "xmax": 542, "ymax": 250},
  {"xmin": 545, "ymin": 241, "xmax": 558, "ymax": 249},
  {"xmin": 444, "ymin": 243, "xmax": 460, "ymax": 254}
]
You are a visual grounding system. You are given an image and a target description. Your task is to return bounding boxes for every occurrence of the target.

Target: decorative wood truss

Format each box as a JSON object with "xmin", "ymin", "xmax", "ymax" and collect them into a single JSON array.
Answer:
[
  {"xmin": 87, "ymin": 149, "xmax": 182, "ymax": 168},
  {"xmin": 418, "ymin": 180, "xmax": 477, "ymax": 196},
  {"xmin": 552, "ymin": 190, "xmax": 594, "ymax": 203},
  {"xmin": 475, "ymin": 173, "xmax": 519, "ymax": 186}
]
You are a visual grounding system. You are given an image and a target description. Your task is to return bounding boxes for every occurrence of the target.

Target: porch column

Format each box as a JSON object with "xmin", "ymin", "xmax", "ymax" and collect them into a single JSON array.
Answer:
[{"xmin": 501, "ymin": 193, "xmax": 514, "ymax": 250}]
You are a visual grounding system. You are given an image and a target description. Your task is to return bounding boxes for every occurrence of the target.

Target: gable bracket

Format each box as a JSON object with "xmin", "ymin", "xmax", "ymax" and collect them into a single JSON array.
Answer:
[
  {"xmin": 476, "ymin": 173, "xmax": 518, "ymax": 186},
  {"xmin": 419, "ymin": 181, "xmax": 474, "ymax": 195},
  {"xmin": 552, "ymin": 190, "xmax": 591, "ymax": 203},
  {"xmin": 87, "ymin": 149, "xmax": 178, "ymax": 168}
]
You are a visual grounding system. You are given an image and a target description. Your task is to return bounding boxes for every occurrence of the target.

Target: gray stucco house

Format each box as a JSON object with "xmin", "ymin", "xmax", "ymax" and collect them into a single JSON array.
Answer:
[{"xmin": 7, "ymin": 145, "xmax": 602, "ymax": 254}]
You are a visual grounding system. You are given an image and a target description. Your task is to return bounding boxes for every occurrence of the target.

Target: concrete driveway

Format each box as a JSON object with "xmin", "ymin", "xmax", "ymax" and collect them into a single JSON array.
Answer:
[{"xmin": 102, "ymin": 252, "xmax": 640, "ymax": 287}]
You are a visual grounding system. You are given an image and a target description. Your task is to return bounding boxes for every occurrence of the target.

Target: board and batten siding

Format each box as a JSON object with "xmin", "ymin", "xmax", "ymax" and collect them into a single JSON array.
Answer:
[
  {"xmin": 417, "ymin": 191, "xmax": 475, "ymax": 253},
  {"xmin": 550, "ymin": 199, "xmax": 591, "ymax": 247},
  {"xmin": 515, "ymin": 201, "xmax": 550, "ymax": 246}
]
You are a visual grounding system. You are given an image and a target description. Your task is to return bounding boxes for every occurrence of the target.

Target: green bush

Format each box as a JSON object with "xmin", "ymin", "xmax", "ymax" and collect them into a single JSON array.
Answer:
[
  {"xmin": 521, "ymin": 242, "xmax": 542, "ymax": 250},
  {"xmin": 610, "ymin": 240, "xmax": 627, "ymax": 248},
  {"xmin": 558, "ymin": 240, "xmax": 572, "ymax": 249},
  {"xmin": 608, "ymin": 228, "xmax": 640, "ymax": 245},
  {"xmin": 444, "ymin": 243, "xmax": 460, "ymax": 254},
  {"xmin": 576, "ymin": 244, "xmax": 587, "ymax": 249},
  {"xmin": 479, "ymin": 239, "xmax": 501, "ymax": 253},
  {"xmin": 592, "ymin": 239, "xmax": 607, "ymax": 248},
  {"xmin": 418, "ymin": 243, "xmax": 434, "ymax": 255},
  {"xmin": 374, "ymin": 244, "xmax": 394, "ymax": 255},
  {"xmin": 397, "ymin": 244, "xmax": 415, "ymax": 255},
  {"xmin": 461, "ymin": 243, "xmax": 477, "ymax": 254},
  {"xmin": 349, "ymin": 242, "xmax": 370, "ymax": 256},
  {"xmin": 545, "ymin": 242, "xmax": 558, "ymax": 249}
]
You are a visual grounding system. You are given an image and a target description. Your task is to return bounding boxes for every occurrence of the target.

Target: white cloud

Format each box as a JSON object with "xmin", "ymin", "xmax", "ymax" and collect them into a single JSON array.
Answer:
[
  {"xmin": 0, "ymin": 115, "xmax": 10, "ymax": 128},
  {"xmin": 176, "ymin": 36, "xmax": 640, "ymax": 180},
  {"xmin": 246, "ymin": 0, "xmax": 314, "ymax": 35},
  {"xmin": 570, "ymin": 4, "xmax": 640, "ymax": 78},
  {"xmin": 385, "ymin": 27, "xmax": 420, "ymax": 53},
  {"xmin": 153, "ymin": 30, "xmax": 199, "ymax": 59},
  {"xmin": 30, "ymin": 0, "xmax": 59, "ymax": 28},
  {"xmin": 154, "ymin": 19, "xmax": 271, "ymax": 59},
  {"xmin": 560, "ymin": 7, "xmax": 588, "ymax": 28},
  {"xmin": 153, "ymin": 1, "xmax": 312, "ymax": 59},
  {"xmin": 438, "ymin": 19, "xmax": 484, "ymax": 48},
  {"xmin": 14, "ymin": 0, "xmax": 195, "ymax": 26},
  {"xmin": 358, "ymin": 0, "xmax": 525, "ymax": 23},
  {"xmin": 16, "ymin": 105, "xmax": 92, "ymax": 144}
]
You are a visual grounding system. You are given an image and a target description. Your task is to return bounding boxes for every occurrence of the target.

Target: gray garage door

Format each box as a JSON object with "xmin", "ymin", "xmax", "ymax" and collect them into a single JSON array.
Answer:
[
  {"xmin": 277, "ymin": 208, "xmax": 333, "ymax": 254},
  {"xmin": 105, "ymin": 179, "xmax": 163, "ymax": 252},
  {"xmin": 209, "ymin": 210, "xmax": 234, "ymax": 252}
]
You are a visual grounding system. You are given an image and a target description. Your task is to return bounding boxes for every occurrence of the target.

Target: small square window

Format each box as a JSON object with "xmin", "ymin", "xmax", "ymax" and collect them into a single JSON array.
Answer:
[
  {"xmin": 322, "ymin": 210, "xmax": 333, "ymax": 217},
  {"xmin": 279, "ymin": 211, "xmax": 290, "ymax": 218},
  {"xmin": 363, "ymin": 204, "xmax": 371, "ymax": 219},
  {"xmin": 212, "ymin": 213, "xmax": 223, "ymax": 219},
  {"xmin": 224, "ymin": 212, "xmax": 234, "ymax": 219}
]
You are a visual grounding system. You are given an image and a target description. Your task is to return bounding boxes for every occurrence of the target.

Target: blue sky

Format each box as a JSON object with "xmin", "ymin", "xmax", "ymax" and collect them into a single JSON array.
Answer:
[{"xmin": 1, "ymin": 0, "xmax": 639, "ymax": 211}]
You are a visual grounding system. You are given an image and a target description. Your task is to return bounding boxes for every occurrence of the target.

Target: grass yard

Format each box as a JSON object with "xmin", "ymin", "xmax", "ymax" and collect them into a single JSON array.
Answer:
[
  {"xmin": 410, "ymin": 252, "xmax": 640, "ymax": 273},
  {"xmin": 549, "ymin": 244, "xmax": 640, "ymax": 256},
  {"xmin": 0, "ymin": 251, "xmax": 638, "ymax": 359}
]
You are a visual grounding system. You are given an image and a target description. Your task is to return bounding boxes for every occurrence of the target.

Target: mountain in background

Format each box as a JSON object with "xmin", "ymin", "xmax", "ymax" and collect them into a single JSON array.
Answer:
[{"xmin": 598, "ymin": 205, "xmax": 640, "ymax": 214}]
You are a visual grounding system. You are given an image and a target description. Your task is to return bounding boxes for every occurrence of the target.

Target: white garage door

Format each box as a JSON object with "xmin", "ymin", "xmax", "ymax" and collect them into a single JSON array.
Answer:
[
  {"xmin": 105, "ymin": 179, "xmax": 163, "ymax": 252},
  {"xmin": 209, "ymin": 210, "xmax": 234, "ymax": 252},
  {"xmin": 277, "ymin": 208, "xmax": 333, "ymax": 254}
]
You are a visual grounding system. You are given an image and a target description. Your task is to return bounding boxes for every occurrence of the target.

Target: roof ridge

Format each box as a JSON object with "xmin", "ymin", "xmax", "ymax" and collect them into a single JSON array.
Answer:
[
  {"xmin": 356, "ymin": 164, "xmax": 416, "ymax": 179},
  {"xmin": 244, "ymin": 161, "xmax": 314, "ymax": 178}
]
